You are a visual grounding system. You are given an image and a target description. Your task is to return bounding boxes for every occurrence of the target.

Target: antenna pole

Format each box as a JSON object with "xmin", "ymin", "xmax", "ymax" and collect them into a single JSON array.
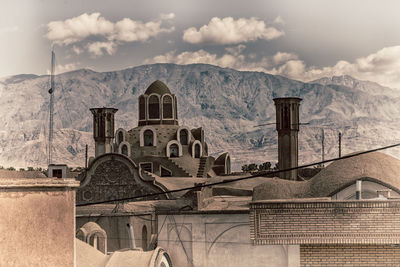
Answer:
[
  {"xmin": 48, "ymin": 50, "xmax": 55, "ymax": 166},
  {"xmin": 338, "ymin": 132, "xmax": 342, "ymax": 158},
  {"xmin": 321, "ymin": 128, "xmax": 325, "ymax": 162},
  {"xmin": 85, "ymin": 144, "xmax": 88, "ymax": 169}
]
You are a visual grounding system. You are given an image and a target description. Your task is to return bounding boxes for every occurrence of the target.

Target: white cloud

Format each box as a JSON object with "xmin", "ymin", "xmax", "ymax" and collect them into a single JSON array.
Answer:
[
  {"xmin": 160, "ymin": 13, "xmax": 175, "ymax": 20},
  {"xmin": 144, "ymin": 45, "xmax": 400, "ymax": 89},
  {"xmin": 270, "ymin": 46, "xmax": 400, "ymax": 89},
  {"xmin": 46, "ymin": 12, "xmax": 175, "ymax": 56},
  {"xmin": 273, "ymin": 16, "xmax": 285, "ymax": 25},
  {"xmin": 46, "ymin": 13, "xmax": 113, "ymax": 45},
  {"xmin": 182, "ymin": 17, "xmax": 284, "ymax": 45},
  {"xmin": 87, "ymin": 42, "xmax": 116, "ymax": 57},
  {"xmin": 113, "ymin": 18, "xmax": 173, "ymax": 42},
  {"xmin": 72, "ymin": 45, "xmax": 83, "ymax": 55},
  {"xmin": 273, "ymin": 52, "xmax": 298, "ymax": 65},
  {"xmin": 47, "ymin": 62, "xmax": 79, "ymax": 74}
]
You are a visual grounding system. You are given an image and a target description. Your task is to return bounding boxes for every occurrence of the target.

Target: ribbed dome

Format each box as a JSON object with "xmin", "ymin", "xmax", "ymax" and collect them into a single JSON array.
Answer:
[{"xmin": 144, "ymin": 80, "xmax": 171, "ymax": 95}]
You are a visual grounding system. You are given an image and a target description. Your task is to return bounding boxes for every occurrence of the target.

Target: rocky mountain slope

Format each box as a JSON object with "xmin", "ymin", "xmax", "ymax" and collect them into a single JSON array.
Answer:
[{"xmin": 1, "ymin": 63, "xmax": 400, "ymax": 170}]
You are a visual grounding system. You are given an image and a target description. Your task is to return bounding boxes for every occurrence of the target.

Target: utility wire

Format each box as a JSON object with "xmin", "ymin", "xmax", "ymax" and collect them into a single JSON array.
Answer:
[{"xmin": 76, "ymin": 142, "xmax": 400, "ymax": 207}]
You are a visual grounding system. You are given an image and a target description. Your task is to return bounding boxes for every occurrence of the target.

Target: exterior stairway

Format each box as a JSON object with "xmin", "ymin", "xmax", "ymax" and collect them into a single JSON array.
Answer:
[
  {"xmin": 166, "ymin": 158, "xmax": 192, "ymax": 177},
  {"xmin": 196, "ymin": 157, "xmax": 207, "ymax": 178}
]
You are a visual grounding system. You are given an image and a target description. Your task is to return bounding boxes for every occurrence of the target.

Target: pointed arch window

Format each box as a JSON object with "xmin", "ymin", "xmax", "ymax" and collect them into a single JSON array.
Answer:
[
  {"xmin": 162, "ymin": 95, "xmax": 173, "ymax": 119},
  {"xmin": 148, "ymin": 95, "xmax": 160, "ymax": 119},
  {"xmin": 139, "ymin": 96, "xmax": 146, "ymax": 120}
]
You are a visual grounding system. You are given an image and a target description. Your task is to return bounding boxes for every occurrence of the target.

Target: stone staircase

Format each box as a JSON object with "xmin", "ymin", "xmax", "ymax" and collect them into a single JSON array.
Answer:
[
  {"xmin": 166, "ymin": 158, "xmax": 192, "ymax": 177},
  {"xmin": 196, "ymin": 157, "xmax": 207, "ymax": 178}
]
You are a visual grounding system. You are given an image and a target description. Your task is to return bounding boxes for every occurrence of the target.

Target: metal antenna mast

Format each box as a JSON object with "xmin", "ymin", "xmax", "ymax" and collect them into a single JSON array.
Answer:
[{"xmin": 48, "ymin": 50, "xmax": 55, "ymax": 166}]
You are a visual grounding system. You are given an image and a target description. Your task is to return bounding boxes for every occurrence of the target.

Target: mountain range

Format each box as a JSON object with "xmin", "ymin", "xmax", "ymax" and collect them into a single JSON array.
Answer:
[{"xmin": 1, "ymin": 63, "xmax": 400, "ymax": 170}]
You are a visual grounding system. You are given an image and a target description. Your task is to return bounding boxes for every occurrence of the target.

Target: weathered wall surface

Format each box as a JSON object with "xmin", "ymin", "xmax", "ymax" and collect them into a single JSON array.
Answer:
[
  {"xmin": 300, "ymin": 245, "xmax": 400, "ymax": 267},
  {"xmin": 0, "ymin": 178, "xmax": 78, "ymax": 267},
  {"xmin": 157, "ymin": 213, "xmax": 299, "ymax": 267},
  {"xmin": 76, "ymin": 214, "xmax": 153, "ymax": 252}
]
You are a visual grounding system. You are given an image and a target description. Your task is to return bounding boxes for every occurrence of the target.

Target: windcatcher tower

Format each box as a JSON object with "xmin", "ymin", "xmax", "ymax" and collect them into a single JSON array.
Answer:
[
  {"xmin": 90, "ymin": 108, "xmax": 118, "ymax": 157},
  {"xmin": 273, "ymin": 97, "xmax": 302, "ymax": 180}
]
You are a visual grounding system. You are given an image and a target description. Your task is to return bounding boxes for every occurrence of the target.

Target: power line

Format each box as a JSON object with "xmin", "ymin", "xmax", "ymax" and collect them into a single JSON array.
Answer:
[{"xmin": 76, "ymin": 142, "xmax": 400, "ymax": 207}]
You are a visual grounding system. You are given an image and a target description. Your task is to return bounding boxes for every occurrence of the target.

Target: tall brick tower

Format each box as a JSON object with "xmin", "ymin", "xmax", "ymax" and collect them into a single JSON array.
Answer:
[
  {"xmin": 273, "ymin": 97, "xmax": 302, "ymax": 180},
  {"xmin": 90, "ymin": 108, "xmax": 118, "ymax": 157}
]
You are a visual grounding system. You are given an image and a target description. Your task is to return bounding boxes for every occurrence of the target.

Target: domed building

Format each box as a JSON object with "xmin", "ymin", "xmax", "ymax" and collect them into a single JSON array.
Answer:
[{"xmin": 90, "ymin": 80, "xmax": 231, "ymax": 178}]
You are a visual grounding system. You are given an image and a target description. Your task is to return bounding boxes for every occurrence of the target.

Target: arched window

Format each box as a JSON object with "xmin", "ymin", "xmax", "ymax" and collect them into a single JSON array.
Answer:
[
  {"xmin": 117, "ymin": 131, "xmax": 124, "ymax": 145},
  {"xmin": 142, "ymin": 226, "xmax": 148, "ymax": 251},
  {"xmin": 194, "ymin": 143, "xmax": 201, "ymax": 158},
  {"xmin": 180, "ymin": 129, "xmax": 189, "ymax": 145},
  {"xmin": 139, "ymin": 96, "xmax": 146, "ymax": 120},
  {"xmin": 162, "ymin": 95, "xmax": 173, "ymax": 119},
  {"xmin": 121, "ymin": 144, "xmax": 128, "ymax": 156},
  {"xmin": 170, "ymin": 144, "xmax": 179, "ymax": 157},
  {"xmin": 144, "ymin": 130, "xmax": 154, "ymax": 146},
  {"xmin": 148, "ymin": 95, "xmax": 160, "ymax": 119}
]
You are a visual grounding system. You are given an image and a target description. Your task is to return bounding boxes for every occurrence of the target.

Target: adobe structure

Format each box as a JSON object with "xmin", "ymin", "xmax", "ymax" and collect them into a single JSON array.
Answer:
[
  {"xmin": 274, "ymin": 97, "xmax": 301, "ymax": 180},
  {"xmin": 91, "ymin": 80, "xmax": 230, "ymax": 178}
]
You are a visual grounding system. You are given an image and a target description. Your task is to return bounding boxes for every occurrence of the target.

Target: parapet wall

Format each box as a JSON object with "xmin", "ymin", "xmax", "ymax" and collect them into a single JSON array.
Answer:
[{"xmin": 0, "ymin": 178, "xmax": 79, "ymax": 267}]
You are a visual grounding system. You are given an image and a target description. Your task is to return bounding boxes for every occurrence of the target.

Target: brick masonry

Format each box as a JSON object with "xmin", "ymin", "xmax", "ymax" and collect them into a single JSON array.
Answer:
[
  {"xmin": 250, "ymin": 200, "xmax": 400, "ymax": 245},
  {"xmin": 300, "ymin": 244, "xmax": 400, "ymax": 267}
]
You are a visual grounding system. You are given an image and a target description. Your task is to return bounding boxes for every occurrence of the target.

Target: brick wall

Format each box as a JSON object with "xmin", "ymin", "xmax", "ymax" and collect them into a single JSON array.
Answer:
[
  {"xmin": 300, "ymin": 244, "xmax": 400, "ymax": 267},
  {"xmin": 250, "ymin": 200, "xmax": 400, "ymax": 245}
]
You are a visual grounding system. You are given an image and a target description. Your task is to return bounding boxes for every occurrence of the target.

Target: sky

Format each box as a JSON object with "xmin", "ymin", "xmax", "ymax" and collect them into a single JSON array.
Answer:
[{"xmin": 2, "ymin": 0, "xmax": 400, "ymax": 88}]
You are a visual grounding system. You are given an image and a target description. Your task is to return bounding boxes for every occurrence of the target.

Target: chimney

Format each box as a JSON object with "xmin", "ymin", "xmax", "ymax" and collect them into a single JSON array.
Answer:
[
  {"xmin": 273, "ymin": 97, "xmax": 302, "ymax": 180},
  {"xmin": 356, "ymin": 180, "xmax": 362, "ymax": 200},
  {"xmin": 90, "ymin": 108, "xmax": 118, "ymax": 157}
]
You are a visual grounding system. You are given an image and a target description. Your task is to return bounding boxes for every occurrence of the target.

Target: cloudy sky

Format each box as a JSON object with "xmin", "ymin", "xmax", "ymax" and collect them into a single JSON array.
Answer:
[{"xmin": 2, "ymin": 0, "xmax": 400, "ymax": 88}]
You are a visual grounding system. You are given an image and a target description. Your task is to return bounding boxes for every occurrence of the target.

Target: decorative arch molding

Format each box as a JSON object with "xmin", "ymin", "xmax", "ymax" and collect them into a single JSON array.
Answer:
[
  {"xmin": 177, "ymin": 126, "xmax": 192, "ymax": 145},
  {"xmin": 147, "ymin": 93, "xmax": 161, "ymax": 120},
  {"xmin": 207, "ymin": 223, "xmax": 249, "ymax": 255},
  {"xmin": 118, "ymin": 141, "xmax": 131, "ymax": 157},
  {"xmin": 77, "ymin": 222, "xmax": 108, "ymax": 254},
  {"xmin": 191, "ymin": 140, "xmax": 202, "ymax": 158},
  {"xmin": 77, "ymin": 153, "xmax": 170, "ymax": 203},
  {"xmin": 115, "ymin": 128, "xmax": 126, "ymax": 146},
  {"xmin": 161, "ymin": 93, "xmax": 174, "ymax": 120},
  {"xmin": 166, "ymin": 140, "xmax": 183, "ymax": 157},
  {"xmin": 139, "ymin": 126, "xmax": 157, "ymax": 147}
]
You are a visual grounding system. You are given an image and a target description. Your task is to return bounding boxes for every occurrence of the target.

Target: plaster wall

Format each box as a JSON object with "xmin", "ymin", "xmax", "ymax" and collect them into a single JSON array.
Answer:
[
  {"xmin": 157, "ymin": 213, "xmax": 299, "ymax": 267},
  {"xmin": 76, "ymin": 214, "xmax": 153, "ymax": 252},
  {"xmin": 0, "ymin": 179, "xmax": 78, "ymax": 267}
]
